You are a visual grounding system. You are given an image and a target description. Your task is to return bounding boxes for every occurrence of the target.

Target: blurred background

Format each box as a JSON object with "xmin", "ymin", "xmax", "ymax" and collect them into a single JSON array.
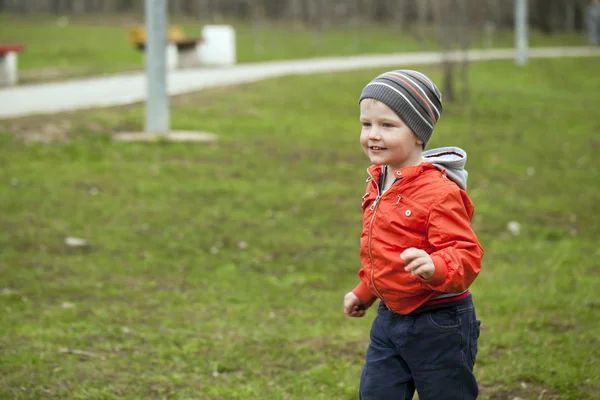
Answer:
[
  {"xmin": 0, "ymin": 0, "xmax": 597, "ymax": 83},
  {"xmin": 1, "ymin": 1, "xmax": 599, "ymax": 400}
]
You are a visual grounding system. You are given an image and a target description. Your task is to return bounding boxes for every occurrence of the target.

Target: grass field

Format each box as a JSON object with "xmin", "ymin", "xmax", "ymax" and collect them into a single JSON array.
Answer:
[
  {"xmin": 0, "ymin": 12, "xmax": 590, "ymax": 83},
  {"xmin": 1, "ymin": 57, "xmax": 600, "ymax": 399}
]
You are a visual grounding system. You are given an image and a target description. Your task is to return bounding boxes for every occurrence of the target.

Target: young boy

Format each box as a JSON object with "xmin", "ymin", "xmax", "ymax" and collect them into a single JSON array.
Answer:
[{"xmin": 344, "ymin": 70, "xmax": 484, "ymax": 400}]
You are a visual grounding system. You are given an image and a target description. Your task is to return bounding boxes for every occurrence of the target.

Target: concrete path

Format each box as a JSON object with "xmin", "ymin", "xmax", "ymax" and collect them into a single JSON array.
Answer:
[{"xmin": 1, "ymin": 47, "xmax": 599, "ymax": 119}]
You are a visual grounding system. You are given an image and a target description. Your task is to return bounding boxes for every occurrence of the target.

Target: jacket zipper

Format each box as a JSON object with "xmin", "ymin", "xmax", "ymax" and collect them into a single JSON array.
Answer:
[{"xmin": 366, "ymin": 168, "xmax": 400, "ymax": 306}]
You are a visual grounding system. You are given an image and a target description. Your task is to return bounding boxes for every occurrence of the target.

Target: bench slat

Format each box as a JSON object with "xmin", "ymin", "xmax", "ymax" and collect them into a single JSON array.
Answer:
[
  {"xmin": 0, "ymin": 45, "xmax": 26, "ymax": 55},
  {"xmin": 135, "ymin": 39, "xmax": 201, "ymax": 52}
]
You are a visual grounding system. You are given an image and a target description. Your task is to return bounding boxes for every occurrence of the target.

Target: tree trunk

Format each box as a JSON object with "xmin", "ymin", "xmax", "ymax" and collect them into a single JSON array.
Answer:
[
  {"xmin": 415, "ymin": 0, "xmax": 429, "ymax": 46},
  {"xmin": 285, "ymin": 0, "xmax": 303, "ymax": 30},
  {"xmin": 536, "ymin": 0, "xmax": 560, "ymax": 33},
  {"xmin": 19, "ymin": 0, "xmax": 28, "ymax": 13},
  {"xmin": 307, "ymin": 0, "xmax": 323, "ymax": 49},
  {"xmin": 103, "ymin": 0, "xmax": 121, "ymax": 12},
  {"xmin": 458, "ymin": 0, "xmax": 471, "ymax": 105},
  {"xmin": 565, "ymin": 0, "xmax": 576, "ymax": 31},
  {"xmin": 482, "ymin": 0, "xmax": 498, "ymax": 48},
  {"xmin": 248, "ymin": 0, "xmax": 266, "ymax": 56},
  {"xmin": 168, "ymin": 0, "xmax": 180, "ymax": 15},
  {"xmin": 352, "ymin": 0, "xmax": 363, "ymax": 51},
  {"xmin": 549, "ymin": 0, "xmax": 563, "ymax": 33},
  {"xmin": 435, "ymin": 0, "xmax": 456, "ymax": 103}
]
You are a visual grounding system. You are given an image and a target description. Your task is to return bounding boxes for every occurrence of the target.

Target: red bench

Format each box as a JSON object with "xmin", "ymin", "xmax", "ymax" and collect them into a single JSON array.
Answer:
[{"xmin": 0, "ymin": 45, "xmax": 26, "ymax": 87}]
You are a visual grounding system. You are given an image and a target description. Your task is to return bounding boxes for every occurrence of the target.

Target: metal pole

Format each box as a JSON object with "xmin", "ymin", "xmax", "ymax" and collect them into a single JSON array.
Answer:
[
  {"xmin": 145, "ymin": 0, "xmax": 170, "ymax": 133},
  {"xmin": 515, "ymin": 0, "xmax": 528, "ymax": 66}
]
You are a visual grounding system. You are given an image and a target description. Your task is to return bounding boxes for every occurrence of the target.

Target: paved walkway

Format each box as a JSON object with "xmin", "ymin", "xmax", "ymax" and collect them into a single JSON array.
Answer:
[{"xmin": 1, "ymin": 47, "xmax": 599, "ymax": 119}]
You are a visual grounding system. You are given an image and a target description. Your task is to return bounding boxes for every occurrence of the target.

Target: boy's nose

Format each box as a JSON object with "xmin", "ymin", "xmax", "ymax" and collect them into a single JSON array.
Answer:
[{"xmin": 368, "ymin": 127, "xmax": 381, "ymax": 140}]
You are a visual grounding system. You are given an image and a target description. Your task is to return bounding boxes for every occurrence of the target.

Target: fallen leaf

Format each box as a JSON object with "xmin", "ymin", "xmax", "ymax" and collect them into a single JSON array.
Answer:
[
  {"xmin": 507, "ymin": 221, "xmax": 521, "ymax": 236},
  {"xmin": 65, "ymin": 237, "xmax": 88, "ymax": 248}
]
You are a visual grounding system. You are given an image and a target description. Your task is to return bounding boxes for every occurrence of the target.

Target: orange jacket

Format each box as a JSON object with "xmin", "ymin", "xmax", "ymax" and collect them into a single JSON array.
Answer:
[{"xmin": 352, "ymin": 162, "xmax": 484, "ymax": 315}]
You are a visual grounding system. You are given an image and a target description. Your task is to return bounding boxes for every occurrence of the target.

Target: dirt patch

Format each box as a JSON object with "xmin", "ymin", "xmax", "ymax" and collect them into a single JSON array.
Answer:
[
  {"xmin": 530, "ymin": 320, "xmax": 576, "ymax": 334},
  {"xmin": 486, "ymin": 344, "xmax": 510, "ymax": 360},
  {"xmin": 20, "ymin": 68, "xmax": 79, "ymax": 84},
  {"xmin": 294, "ymin": 337, "xmax": 367, "ymax": 360},
  {"xmin": 1, "ymin": 117, "xmax": 110, "ymax": 144},
  {"xmin": 1, "ymin": 118, "xmax": 72, "ymax": 144},
  {"xmin": 480, "ymin": 382, "xmax": 562, "ymax": 400},
  {"xmin": 21, "ymin": 122, "xmax": 72, "ymax": 144},
  {"xmin": 589, "ymin": 265, "xmax": 600, "ymax": 276},
  {"xmin": 586, "ymin": 300, "xmax": 600, "ymax": 310}
]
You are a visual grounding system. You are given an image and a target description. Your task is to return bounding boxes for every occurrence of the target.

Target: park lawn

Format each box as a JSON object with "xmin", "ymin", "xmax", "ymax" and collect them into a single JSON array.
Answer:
[
  {"xmin": 0, "ymin": 12, "xmax": 589, "ymax": 83},
  {"xmin": 0, "ymin": 57, "xmax": 599, "ymax": 399}
]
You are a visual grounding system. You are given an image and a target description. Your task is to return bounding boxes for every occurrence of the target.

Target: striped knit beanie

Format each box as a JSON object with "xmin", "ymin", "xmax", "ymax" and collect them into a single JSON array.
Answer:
[{"xmin": 359, "ymin": 70, "xmax": 443, "ymax": 148}]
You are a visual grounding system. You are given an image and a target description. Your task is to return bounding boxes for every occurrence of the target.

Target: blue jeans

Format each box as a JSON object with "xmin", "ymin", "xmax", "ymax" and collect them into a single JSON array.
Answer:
[{"xmin": 359, "ymin": 299, "xmax": 481, "ymax": 400}]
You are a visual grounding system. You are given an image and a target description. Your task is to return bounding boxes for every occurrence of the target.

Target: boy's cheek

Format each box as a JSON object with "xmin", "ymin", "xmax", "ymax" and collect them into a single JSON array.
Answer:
[{"xmin": 359, "ymin": 137, "xmax": 367, "ymax": 148}]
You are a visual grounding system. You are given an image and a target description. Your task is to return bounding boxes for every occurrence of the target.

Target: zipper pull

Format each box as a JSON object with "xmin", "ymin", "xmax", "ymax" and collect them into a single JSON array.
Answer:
[
  {"xmin": 370, "ymin": 195, "xmax": 381, "ymax": 211},
  {"xmin": 396, "ymin": 195, "xmax": 402, "ymax": 205}
]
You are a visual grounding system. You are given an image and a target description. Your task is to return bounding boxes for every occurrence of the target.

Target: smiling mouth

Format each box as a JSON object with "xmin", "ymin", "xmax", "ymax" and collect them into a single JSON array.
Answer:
[{"xmin": 369, "ymin": 146, "xmax": 387, "ymax": 151}]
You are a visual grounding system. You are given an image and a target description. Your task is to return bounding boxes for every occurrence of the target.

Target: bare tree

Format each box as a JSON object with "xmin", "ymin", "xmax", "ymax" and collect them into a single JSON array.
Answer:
[
  {"xmin": 284, "ymin": 0, "xmax": 304, "ymax": 31},
  {"xmin": 482, "ymin": 0, "xmax": 498, "ymax": 48},
  {"xmin": 169, "ymin": 0, "xmax": 183, "ymax": 15},
  {"xmin": 458, "ymin": 0, "xmax": 472, "ymax": 104},
  {"xmin": 435, "ymin": 0, "xmax": 456, "ymax": 103},
  {"xmin": 565, "ymin": 0, "xmax": 576, "ymax": 31},
  {"xmin": 6, "ymin": 0, "xmax": 593, "ymax": 34},
  {"xmin": 205, "ymin": 0, "xmax": 223, "ymax": 23},
  {"xmin": 247, "ymin": 0, "xmax": 266, "ymax": 56},
  {"xmin": 103, "ymin": 0, "xmax": 124, "ymax": 13},
  {"xmin": 306, "ymin": 0, "xmax": 324, "ymax": 49},
  {"xmin": 435, "ymin": 0, "xmax": 472, "ymax": 104},
  {"xmin": 351, "ymin": 0, "xmax": 364, "ymax": 51},
  {"xmin": 415, "ymin": 0, "xmax": 430, "ymax": 47}
]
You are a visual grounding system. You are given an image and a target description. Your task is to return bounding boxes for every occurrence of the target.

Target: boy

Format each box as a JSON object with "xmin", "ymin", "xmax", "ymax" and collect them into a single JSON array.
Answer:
[{"xmin": 344, "ymin": 70, "xmax": 484, "ymax": 400}]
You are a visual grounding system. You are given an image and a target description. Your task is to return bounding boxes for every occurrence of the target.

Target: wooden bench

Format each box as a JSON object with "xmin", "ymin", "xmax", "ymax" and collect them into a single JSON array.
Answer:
[
  {"xmin": 128, "ymin": 25, "xmax": 203, "ymax": 69},
  {"xmin": 0, "ymin": 45, "xmax": 25, "ymax": 87}
]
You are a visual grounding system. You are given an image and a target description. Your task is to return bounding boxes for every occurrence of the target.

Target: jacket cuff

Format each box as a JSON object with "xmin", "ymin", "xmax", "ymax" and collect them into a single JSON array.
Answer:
[
  {"xmin": 422, "ymin": 254, "xmax": 449, "ymax": 286},
  {"xmin": 352, "ymin": 282, "xmax": 378, "ymax": 307}
]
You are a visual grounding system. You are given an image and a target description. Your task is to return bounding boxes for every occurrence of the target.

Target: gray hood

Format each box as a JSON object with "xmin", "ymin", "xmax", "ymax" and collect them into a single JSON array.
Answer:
[{"xmin": 422, "ymin": 147, "xmax": 468, "ymax": 190}]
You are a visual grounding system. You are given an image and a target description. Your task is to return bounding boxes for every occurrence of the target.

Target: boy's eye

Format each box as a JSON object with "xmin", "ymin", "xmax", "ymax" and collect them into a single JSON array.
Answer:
[
  {"xmin": 382, "ymin": 123, "xmax": 394, "ymax": 128},
  {"xmin": 361, "ymin": 122, "xmax": 371, "ymax": 127}
]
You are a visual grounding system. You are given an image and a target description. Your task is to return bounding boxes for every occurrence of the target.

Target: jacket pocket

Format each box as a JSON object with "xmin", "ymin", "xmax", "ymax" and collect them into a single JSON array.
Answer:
[
  {"xmin": 427, "ymin": 307, "xmax": 461, "ymax": 331},
  {"xmin": 386, "ymin": 196, "xmax": 429, "ymax": 250}
]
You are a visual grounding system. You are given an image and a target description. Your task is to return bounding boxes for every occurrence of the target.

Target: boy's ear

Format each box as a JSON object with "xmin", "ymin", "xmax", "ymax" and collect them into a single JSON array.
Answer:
[{"xmin": 416, "ymin": 138, "xmax": 424, "ymax": 145}]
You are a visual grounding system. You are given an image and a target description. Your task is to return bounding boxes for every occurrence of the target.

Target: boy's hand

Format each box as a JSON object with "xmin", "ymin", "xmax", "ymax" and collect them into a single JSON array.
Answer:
[
  {"xmin": 401, "ymin": 248, "xmax": 435, "ymax": 280},
  {"xmin": 344, "ymin": 292, "xmax": 367, "ymax": 318}
]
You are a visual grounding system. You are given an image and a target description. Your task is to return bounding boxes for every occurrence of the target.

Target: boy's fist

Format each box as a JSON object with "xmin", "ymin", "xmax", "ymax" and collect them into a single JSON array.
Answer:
[
  {"xmin": 344, "ymin": 291, "xmax": 367, "ymax": 317},
  {"xmin": 401, "ymin": 248, "xmax": 435, "ymax": 280}
]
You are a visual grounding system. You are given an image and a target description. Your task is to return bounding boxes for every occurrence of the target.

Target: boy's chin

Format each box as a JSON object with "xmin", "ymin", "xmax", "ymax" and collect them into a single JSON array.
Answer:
[{"xmin": 368, "ymin": 156, "xmax": 387, "ymax": 166}]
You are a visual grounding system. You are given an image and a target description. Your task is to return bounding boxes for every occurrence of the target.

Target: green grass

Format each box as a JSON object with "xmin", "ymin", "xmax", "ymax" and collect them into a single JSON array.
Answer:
[
  {"xmin": 1, "ymin": 57, "xmax": 600, "ymax": 399},
  {"xmin": 0, "ymin": 12, "xmax": 589, "ymax": 83}
]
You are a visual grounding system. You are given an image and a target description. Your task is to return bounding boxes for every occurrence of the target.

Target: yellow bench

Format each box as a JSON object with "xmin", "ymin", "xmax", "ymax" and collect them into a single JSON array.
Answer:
[
  {"xmin": 129, "ymin": 25, "xmax": 203, "ymax": 68},
  {"xmin": 128, "ymin": 25, "xmax": 202, "ymax": 51}
]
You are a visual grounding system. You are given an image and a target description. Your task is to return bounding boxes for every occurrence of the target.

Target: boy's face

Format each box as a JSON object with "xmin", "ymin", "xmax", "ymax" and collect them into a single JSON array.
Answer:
[{"xmin": 359, "ymin": 99, "xmax": 424, "ymax": 170}]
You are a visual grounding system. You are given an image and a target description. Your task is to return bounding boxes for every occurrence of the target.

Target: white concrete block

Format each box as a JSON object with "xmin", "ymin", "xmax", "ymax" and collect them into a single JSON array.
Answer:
[
  {"xmin": 0, "ymin": 52, "xmax": 18, "ymax": 87},
  {"xmin": 178, "ymin": 44, "xmax": 202, "ymax": 68},
  {"xmin": 145, "ymin": 43, "xmax": 178, "ymax": 70},
  {"xmin": 167, "ymin": 43, "xmax": 179, "ymax": 70},
  {"xmin": 199, "ymin": 25, "xmax": 236, "ymax": 67}
]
